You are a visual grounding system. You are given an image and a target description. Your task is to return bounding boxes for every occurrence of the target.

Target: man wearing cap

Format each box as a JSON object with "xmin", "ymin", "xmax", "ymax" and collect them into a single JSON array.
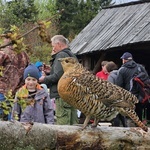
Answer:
[
  {"xmin": 116, "ymin": 52, "xmax": 148, "ymax": 91},
  {"xmin": 116, "ymin": 52, "xmax": 148, "ymax": 123}
]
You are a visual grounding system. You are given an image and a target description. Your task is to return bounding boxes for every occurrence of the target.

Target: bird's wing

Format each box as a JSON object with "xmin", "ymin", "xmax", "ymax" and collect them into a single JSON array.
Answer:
[{"xmin": 70, "ymin": 72, "xmax": 137, "ymax": 108}]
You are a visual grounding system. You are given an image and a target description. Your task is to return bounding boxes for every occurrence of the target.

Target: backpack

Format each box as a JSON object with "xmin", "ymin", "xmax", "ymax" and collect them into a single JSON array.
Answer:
[{"xmin": 129, "ymin": 65, "xmax": 150, "ymax": 103}]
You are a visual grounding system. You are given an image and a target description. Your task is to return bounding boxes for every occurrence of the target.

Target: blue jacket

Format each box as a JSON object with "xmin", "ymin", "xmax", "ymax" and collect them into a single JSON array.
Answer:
[{"xmin": 108, "ymin": 70, "xmax": 118, "ymax": 84}]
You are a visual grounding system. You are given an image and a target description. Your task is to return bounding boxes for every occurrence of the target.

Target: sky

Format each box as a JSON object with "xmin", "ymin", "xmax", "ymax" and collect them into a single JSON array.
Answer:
[{"xmin": 113, "ymin": 0, "xmax": 138, "ymax": 4}]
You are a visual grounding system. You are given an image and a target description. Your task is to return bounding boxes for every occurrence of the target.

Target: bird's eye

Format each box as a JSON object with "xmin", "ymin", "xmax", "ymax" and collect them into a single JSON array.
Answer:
[{"xmin": 65, "ymin": 60, "xmax": 69, "ymax": 63}]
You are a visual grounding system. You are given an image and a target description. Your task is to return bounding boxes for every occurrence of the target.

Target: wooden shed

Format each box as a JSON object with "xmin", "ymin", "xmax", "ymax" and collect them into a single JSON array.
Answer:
[{"xmin": 69, "ymin": 1, "xmax": 150, "ymax": 75}]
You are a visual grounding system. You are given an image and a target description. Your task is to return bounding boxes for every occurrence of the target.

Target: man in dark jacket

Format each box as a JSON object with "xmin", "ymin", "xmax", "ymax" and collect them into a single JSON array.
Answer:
[
  {"xmin": 116, "ymin": 52, "xmax": 138, "ymax": 91},
  {"xmin": 39, "ymin": 35, "xmax": 78, "ymax": 125},
  {"xmin": 116, "ymin": 52, "xmax": 148, "ymax": 122}
]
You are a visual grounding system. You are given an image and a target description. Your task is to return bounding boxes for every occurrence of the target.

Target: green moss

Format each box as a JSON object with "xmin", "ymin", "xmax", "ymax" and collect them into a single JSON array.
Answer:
[{"xmin": 13, "ymin": 146, "xmax": 35, "ymax": 150}]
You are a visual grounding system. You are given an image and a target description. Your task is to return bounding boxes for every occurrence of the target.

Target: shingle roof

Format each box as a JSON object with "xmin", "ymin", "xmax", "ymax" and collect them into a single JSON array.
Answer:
[{"xmin": 70, "ymin": 1, "xmax": 150, "ymax": 55}]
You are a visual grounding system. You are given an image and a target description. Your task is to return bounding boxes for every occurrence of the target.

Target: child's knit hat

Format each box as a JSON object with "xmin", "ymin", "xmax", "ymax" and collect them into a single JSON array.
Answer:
[{"xmin": 24, "ymin": 64, "xmax": 40, "ymax": 80}]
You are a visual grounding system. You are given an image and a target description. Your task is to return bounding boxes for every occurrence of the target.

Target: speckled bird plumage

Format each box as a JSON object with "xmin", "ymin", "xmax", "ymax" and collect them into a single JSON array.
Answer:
[{"xmin": 58, "ymin": 57, "xmax": 148, "ymax": 132}]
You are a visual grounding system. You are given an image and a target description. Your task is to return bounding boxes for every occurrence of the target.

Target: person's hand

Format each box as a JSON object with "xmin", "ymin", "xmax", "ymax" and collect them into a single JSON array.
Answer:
[
  {"xmin": 39, "ymin": 75, "xmax": 45, "ymax": 83},
  {"xmin": 42, "ymin": 71, "xmax": 46, "ymax": 76}
]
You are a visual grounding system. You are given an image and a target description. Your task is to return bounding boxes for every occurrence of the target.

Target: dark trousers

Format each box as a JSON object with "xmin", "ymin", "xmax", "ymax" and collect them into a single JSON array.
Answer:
[
  {"xmin": 135, "ymin": 102, "xmax": 143, "ymax": 121},
  {"xmin": 112, "ymin": 114, "xmax": 127, "ymax": 127},
  {"xmin": 143, "ymin": 102, "xmax": 150, "ymax": 120},
  {"xmin": 0, "ymin": 94, "xmax": 9, "ymax": 121}
]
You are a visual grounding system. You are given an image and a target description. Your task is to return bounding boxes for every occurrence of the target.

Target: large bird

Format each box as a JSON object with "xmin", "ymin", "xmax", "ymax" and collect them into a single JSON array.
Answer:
[{"xmin": 58, "ymin": 57, "xmax": 148, "ymax": 132}]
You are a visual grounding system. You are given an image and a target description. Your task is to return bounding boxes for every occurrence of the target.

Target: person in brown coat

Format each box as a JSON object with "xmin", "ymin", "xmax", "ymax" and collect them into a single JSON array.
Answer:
[{"xmin": 0, "ymin": 30, "xmax": 30, "ymax": 120}]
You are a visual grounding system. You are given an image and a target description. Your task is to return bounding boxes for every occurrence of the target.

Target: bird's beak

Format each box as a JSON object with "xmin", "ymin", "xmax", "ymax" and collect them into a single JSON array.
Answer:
[{"xmin": 58, "ymin": 58, "xmax": 63, "ymax": 62}]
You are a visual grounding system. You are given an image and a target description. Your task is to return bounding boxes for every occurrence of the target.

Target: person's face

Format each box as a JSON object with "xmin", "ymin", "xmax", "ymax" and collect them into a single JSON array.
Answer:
[
  {"xmin": 25, "ymin": 77, "xmax": 38, "ymax": 91},
  {"xmin": 38, "ymin": 66, "xmax": 43, "ymax": 71},
  {"xmin": 51, "ymin": 50, "xmax": 56, "ymax": 56},
  {"xmin": 122, "ymin": 59, "xmax": 126, "ymax": 64},
  {"xmin": 102, "ymin": 66, "xmax": 109, "ymax": 74},
  {"xmin": 51, "ymin": 41, "xmax": 61, "ymax": 54}
]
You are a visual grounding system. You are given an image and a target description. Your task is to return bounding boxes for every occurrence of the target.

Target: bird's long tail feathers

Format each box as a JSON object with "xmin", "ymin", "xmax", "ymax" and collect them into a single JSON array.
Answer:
[{"xmin": 125, "ymin": 108, "xmax": 148, "ymax": 132}]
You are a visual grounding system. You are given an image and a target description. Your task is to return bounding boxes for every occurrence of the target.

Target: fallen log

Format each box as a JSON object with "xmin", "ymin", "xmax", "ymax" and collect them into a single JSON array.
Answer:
[{"xmin": 0, "ymin": 121, "xmax": 149, "ymax": 150}]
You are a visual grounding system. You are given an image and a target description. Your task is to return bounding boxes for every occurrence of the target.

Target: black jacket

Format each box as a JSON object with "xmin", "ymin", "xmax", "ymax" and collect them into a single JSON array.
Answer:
[
  {"xmin": 44, "ymin": 48, "xmax": 77, "ymax": 99},
  {"xmin": 116, "ymin": 60, "xmax": 139, "ymax": 91}
]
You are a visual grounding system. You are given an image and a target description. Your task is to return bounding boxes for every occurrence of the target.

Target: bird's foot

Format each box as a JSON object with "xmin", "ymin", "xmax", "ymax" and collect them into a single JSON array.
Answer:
[{"xmin": 90, "ymin": 123, "xmax": 97, "ymax": 128}]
